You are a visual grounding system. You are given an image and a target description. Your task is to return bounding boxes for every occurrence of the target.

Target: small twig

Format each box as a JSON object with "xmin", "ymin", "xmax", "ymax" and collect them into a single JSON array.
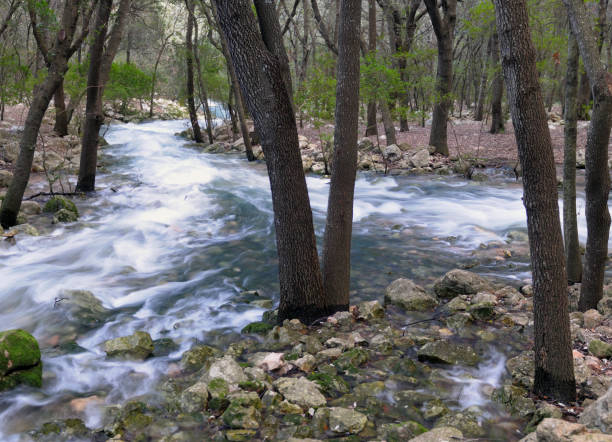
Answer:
[{"xmin": 53, "ymin": 297, "xmax": 67, "ymax": 308}]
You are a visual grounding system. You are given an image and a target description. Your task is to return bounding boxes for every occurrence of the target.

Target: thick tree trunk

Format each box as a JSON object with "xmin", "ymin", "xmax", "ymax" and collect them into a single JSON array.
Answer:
[
  {"xmin": 489, "ymin": 32, "xmax": 504, "ymax": 134},
  {"xmin": 493, "ymin": 0, "xmax": 576, "ymax": 402},
  {"xmin": 564, "ymin": 35, "xmax": 582, "ymax": 284},
  {"xmin": 77, "ymin": 0, "xmax": 130, "ymax": 192},
  {"xmin": 53, "ymin": 81, "xmax": 69, "ymax": 137},
  {"xmin": 563, "ymin": 0, "xmax": 612, "ymax": 311},
  {"xmin": 577, "ymin": 71, "xmax": 591, "ymax": 120},
  {"xmin": 1, "ymin": 71, "xmax": 64, "ymax": 228},
  {"xmin": 322, "ymin": 0, "xmax": 361, "ymax": 314},
  {"xmin": 214, "ymin": 0, "xmax": 328, "ymax": 324},
  {"xmin": 185, "ymin": 0, "xmax": 204, "ymax": 144},
  {"xmin": 365, "ymin": 0, "xmax": 377, "ymax": 137},
  {"xmin": 76, "ymin": 0, "xmax": 113, "ymax": 192},
  {"xmin": 254, "ymin": 0, "xmax": 294, "ymax": 111},
  {"xmin": 424, "ymin": 0, "xmax": 456, "ymax": 156},
  {"xmin": 193, "ymin": 11, "xmax": 214, "ymax": 144}
]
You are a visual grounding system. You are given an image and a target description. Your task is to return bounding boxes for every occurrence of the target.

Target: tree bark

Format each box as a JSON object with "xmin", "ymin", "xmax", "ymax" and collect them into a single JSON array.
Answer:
[
  {"xmin": 424, "ymin": 0, "xmax": 456, "ymax": 156},
  {"xmin": 475, "ymin": 36, "xmax": 493, "ymax": 122},
  {"xmin": 214, "ymin": 0, "xmax": 329, "ymax": 324},
  {"xmin": 489, "ymin": 32, "xmax": 504, "ymax": 133},
  {"xmin": 564, "ymin": 34, "xmax": 582, "ymax": 284},
  {"xmin": 563, "ymin": 0, "xmax": 612, "ymax": 311},
  {"xmin": 380, "ymin": 99, "xmax": 396, "ymax": 145},
  {"xmin": 365, "ymin": 0, "xmax": 377, "ymax": 137},
  {"xmin": 77, "ymin": 0, "xmax": 130, "ymax": 192},
  {"xmin": 322, "ymin": 0, "xmax": 361, "ymax": 315},
  {"xmin": 192, "ymin": 6, "xmax": 214, "ymax": 144},
  {"xmin": 493, "ymin": 0, "xmax": 576, "ymax": 402},
  {"xmin": 254, "ymin": 0, "xmax": 294, "ymax": 110},
  {"xmin": 1, "ymin": 0, "xmax": 89, "ymax": 228},
  {"xmin": 53, "ymin": 80, "xmax": 69, "ymax": 137},
  {"xmin": 185, "ymin": 0, "xmax": 204, "ymax": 144},
  {"xmin": 76, "ymin": 0, "xmax": 113, "ymax": 192}
]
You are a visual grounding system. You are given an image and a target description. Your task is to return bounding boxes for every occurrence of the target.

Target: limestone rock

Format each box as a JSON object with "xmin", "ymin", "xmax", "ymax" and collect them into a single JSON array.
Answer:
[
  {"xmin": 328, "ymin": 407, "xmax": 368, "ymax": 434},
  {"xmin": 384, "ymin": 144, "xmax": 403, "ymax": 161},
  {"xmin": 52, "ymin": 208, "xmax": 78, "ymax": 224},
  {"xmin": 433, "ymin": 269, "xmax": 491, "ymax": 298},
  {"xmin": 203, "ymin": 356, "xmax": 247, "ymax": 386},
  {"xmin": 180, "ymin": 345, "xmax": 219, "ymax": 373},
  {"xmin": 417, "ymin": 341, "xmax": 479, "ymax": 366},
  {"xmin": 385, "ymin": 278, "xmax": 438, "ymax": 311},
  {"xmin": 104, "ymin": 331, "xmax": 154, "ymax": 360},
  {"xmin": 410, "ymin": 148, "xmax": 431, "ymax": 168},
  {"xmin": 583, "ymin": 309, "xmax": 603, "ymax": 329},
  {"xmin": 273, "ymin": 376, "xmax": 326, "ymax": 408},
  {"xmin": 180, "ymin": 382, "xmax": 209, "ymax": 413},
  {"xmin": 408, "ymin": 427, "xmax": 463, "ymax": 442},
  {"xmin": 57, "ymin": 289, "xmax": 109, "ymax": 329},
  {"xmin": 20, "ymin": 201, "xmax": 41, "ymax": 215},
  {"xmin": 580, "ymin": 385, "xmax": 612, "ymax": 433}
]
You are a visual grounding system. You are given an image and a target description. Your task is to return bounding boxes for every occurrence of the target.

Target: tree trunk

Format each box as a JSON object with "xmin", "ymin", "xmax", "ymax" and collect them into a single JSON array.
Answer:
[
  {"xmin": 563, "ymin": 0, "xmax": 612, "ymax": 311},
  {"xmin": 214, "ymin": 0, "xmax": 328, "ymax": 324},
  {"xmin": 424, "ymin": 0, "xmax": 457, "ymax": 156},
  {"xmin": 322, "ymin": 0, "xmax": 361, "ymax": 315},
  {"xmin": 493, "ymin": 0, "xmax": 576, "ymax": 402},
  {"xmin": 564, "ymin": 34, "xmax": 582, "ymax": 284},
  {"xmin": 76, "ymin": 0, "xmax": 113, "ymax": 192},
  {"xmin": 254, "ymin": 0, "xmax": 294, "ymax": 111},
  {"xmin": 77, "ymin": 0, "xmax": 130, "ymax": 192},
  {"xmin": 185, "ymin": 0, "xmax": 204, "ymax": 144},
  {"xmin": 192, "ymin": 9, "xmax": 214, "ymax": 144},
  {"xmin": 380, "ymin": 99, "xmax": 397, "ymax": 145},
  {"xmin": 489, "ymin": 32, "xmax": 504, "ymax": 133},
  {"xmin": 365, "ymin": 0, "xmax": 377, "ymax": 137},
  {"xmin": 577, "ymin": 70, "xmax": 591, "ymax": 120},
  {"xmin": 475, "ymin": 36, "xmax": 492, "ymax": 122},
  {"xmin": 53, "ymin": 80, "xmax": 69, "ymax": 137}
]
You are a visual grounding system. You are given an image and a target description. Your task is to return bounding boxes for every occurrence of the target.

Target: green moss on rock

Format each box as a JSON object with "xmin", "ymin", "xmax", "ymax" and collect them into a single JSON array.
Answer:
[
  {"xmin": 241, "ymin": 321, "xmax": 274, "ymax": 335},
  {"xmin": 0, "ymin": 329, "xmax": 42, "ymax": 391},
  {"xmin": 43, "ymin": 196, "xmax": 78, "ymax": 216}
]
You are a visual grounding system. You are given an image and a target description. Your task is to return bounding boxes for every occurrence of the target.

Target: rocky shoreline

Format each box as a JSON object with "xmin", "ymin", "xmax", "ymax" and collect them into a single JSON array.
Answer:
[{"xmin": 3, "ymin": 269, "xmax": 608, "ymax": 441}]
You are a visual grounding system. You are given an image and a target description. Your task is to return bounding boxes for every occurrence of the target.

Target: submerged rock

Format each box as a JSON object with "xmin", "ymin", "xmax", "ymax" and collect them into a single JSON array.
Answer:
[
  {"xmin": 0, "ymin": 329, "xmax": 42, "ymax": 391},
  {"xmin": 104, "ymin": 331, "xmax": 154, "ymax": 360},
  {"xmin": 378, "ymin": 421, "xmax": 428, "ymax": 441},
  {"xmin": 433, "ymin": 269, "xmax": 491, "ymax": 298},
  {"xmin": 417, "ymin": 341, "xmax": 479, "ymax": 366},
  {"xmin": 56, "ymin": 289, "xmax": 109, "ymax": 329},
  {"xmin": 29, "ymin": 418, "xmax": 91, "ymax": 441},
  {"xmin": 385, "ymin": 278, "xmax": 438, "ymax": 311}
]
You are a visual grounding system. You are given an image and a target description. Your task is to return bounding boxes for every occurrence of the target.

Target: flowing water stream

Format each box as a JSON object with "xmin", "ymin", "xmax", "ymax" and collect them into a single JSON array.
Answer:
[{"xmin": 0, "ymin": 120, "xmax": 604, "ymax": 439}]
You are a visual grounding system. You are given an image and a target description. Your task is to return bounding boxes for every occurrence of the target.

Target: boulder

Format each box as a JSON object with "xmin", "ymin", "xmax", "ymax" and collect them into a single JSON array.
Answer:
[
  {"xmin": 410, "ymin": 148, "xmax": 431, "ymax": 168},
  {"xmin": 433, "ymin": 269, "xmax": 491, "ymax": 299},
  {"xmin": 354, "ymin": 300, "xmax": 385, "ymax": 320},
  {"xmin": 580, "ymin": 385, "xmax": 612, "ymax": 433},
  {"xmin": 435, "ymin": 411, "xmax": 484, "ymax": 437},
  {"xmin": 180, "ymin": 345, "xmax": 219, "ymax": 373},
  {"xmin": 506, "ymin": 351, "xmax": 534, "ymax": 389},
  {"xmin": 529, "ymin": 418, "xmax": 612, "ymax": 442},
  {"xmin": 328, "ymin": 407, "xmax": 368, "ymax": 434},
  {"xmin": 43, "ymin": 196, "xmax": 78, "ymax": 216},
  {"xmin": 8, "ymin": 224, "xmax": 39, "ymax": 236},
  {"xmin": 222, "ymin": 392, "xmax": 262, "ymax": 429},
  {"xmin": 104, "ymin": 331, "xmax": 154, "ymax": 360},
  {"xmin": 417, "ymin": 341, "xmax": 480, "ymax": 366},
  {"xmin": 599, "ymin": 295, "xmax": 612, "ymax": 317},
  {"xmin": 203, "ymin": 356, "xmax": 247, "ymax": 386},
  {"xmin": 583, "ymin": 309, "xmax": 603, "ymax": 329},
  {"xmin": 408, "ymin": 427, "xmax": 463, "ymax": 442},
  {"xmin": 0, "ymin": 170, "xmax": 13, "ymax": 187},
  {"xmin": 385, "ymin": 278, "xmax": 439, "ymax": 311},
  {"xmin": 52, "ymin": 208, "xmax": 78, "ymax": 224},
  {"xmin": 20, "ymin": 201, "xmax": 41, "ymax": 215},
  {"xmin": 180, "ymin": 382, "xmax": 209, "ymax": 413},
  {"xmin": 273, "ymin": 376, "xmax": 326, "ymax": 408},
  {"xmin": 588, "ymin": 340, "xmax": 612, "ymax": 359},
  {"xmin": 0, "ymin": 329, "xmax": 42, "ymax": 391},
  {"xmin": 56, "ymin": 290, "xmax": 109, "ymax": 329},
  {"xmin": 384, "ymin": 144, "xmax": 403, "ymax": 161},
  {"xmin": 358, "ymin": 137, "xmax": 374, "ymax": 151}
]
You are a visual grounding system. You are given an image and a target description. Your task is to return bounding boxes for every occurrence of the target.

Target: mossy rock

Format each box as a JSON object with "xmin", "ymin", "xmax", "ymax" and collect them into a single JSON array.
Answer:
[
  {"xmin": 0, "ymin": 329, "xmax": 42, "ymax": 391},
  {"xmin": 180, "ymin": 345, "xmax": 219, "ymax": 372},
  {"xmin": 334, "ymin": 348, "xmax": 369, "ymax": 372},
  {"xmin": 43, "ymin": 196, "xmax": 78, "ymax": 216},
  {"xmin": 378, "ymin": 421, "xmax": 428, "ymax": 442},
  {"xmin": 588, "ymin": 339, "xmax": 612, "ymax": 358},
  {"xmin": 417, "ymin": 341, "xmax": 480, "ymax": 366},
  {"xmin": 30, "ymin": 418, "xmax": 91, "ymax": 441},
  {"xmin": 52, "ymin": 208, "xmax": 78, "ymax": 223},
  {"xmin": 241, "ymin": 321, "xmax": 274, "ymax": 335},
  {"xmin": 104, "ymin": 331, "xmax": 154, "ymax": 360},
  {"xmin": 308, "ymin": 372, "xmax": 350, "ymax": 397},
  {"xmin": 16, "ymin": 212, "xmax": 27, "ymax": 225}
]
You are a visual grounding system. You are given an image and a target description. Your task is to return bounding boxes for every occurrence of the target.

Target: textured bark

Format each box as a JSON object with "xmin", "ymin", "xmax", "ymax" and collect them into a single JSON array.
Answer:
[
  {"xmin": 365, "ymin": 0, "xmax": 377, "ymax": 137},
  {"xmin": 214, "ymin": 0, "xmax": 328, "ymax": 324},
  {"xmin": 185, "ymin": 0, "xmax": 204, "ymax": 144},
  {"xmin": 209, "ymin": 1, "xmax": 254, "ymax": 161},
  {"xmin": 489, "ymin": 32, "xmax": 504, "ymax": 134},
  {"xmin": 53, "ymin": 81, "xmax": 69, "ymax": 137},
  {"xmin": 493, "ymin": 0, "xmax": 576, "ymax": 402},
  {"xmin": 254, "ymin": 0, "xmax": 294, "ymax": 110},
  {"xmin": 77, "ymin": 0, "xmax": 130, "ymax": 192},
  {"xmin": 76, "ymin": 0, "xmax": 113, "ymax": 192},
  {"xmin": 322, "ymin": 0, "xmax": 361, "ymax": 314},
  {"xmin": 563, "ymin": 35, "xmax": 582, "ymax": 284},
  {"xmin": 1, "ymin": 0, "xmax": 88, "ymax": 228},
  {"xmin": 424, "ymin": 0, "xmax": 456, "ymax": 156},
  {"xmin": 380, "ymin": 99, "xmax": 397, "ymax": 145},
  {"xmin": 193, "ymin": 8, "xmax": 214, "ymax": 143},
  {"xmin": 564, "ymin": 0, "xmax": 612, "ymax": 311}
]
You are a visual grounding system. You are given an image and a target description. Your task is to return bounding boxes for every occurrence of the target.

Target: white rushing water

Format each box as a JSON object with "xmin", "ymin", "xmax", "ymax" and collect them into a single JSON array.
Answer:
[{"xmin": 0, "ymin": 119, "xmax": 606, "ymax": 437}]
